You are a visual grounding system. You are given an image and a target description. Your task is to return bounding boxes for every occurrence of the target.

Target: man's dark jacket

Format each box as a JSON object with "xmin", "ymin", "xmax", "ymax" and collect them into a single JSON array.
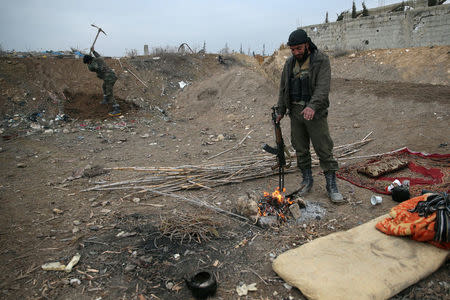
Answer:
[{"xmin": 277, "ymin": 49, "xmax": 331, "ymax": 118}]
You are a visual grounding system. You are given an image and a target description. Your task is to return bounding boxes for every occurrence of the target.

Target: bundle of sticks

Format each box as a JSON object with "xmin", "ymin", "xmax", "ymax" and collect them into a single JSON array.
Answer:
[{"xmin": 82, "ymin": 133, "xmax": 373, "ymax": 197}]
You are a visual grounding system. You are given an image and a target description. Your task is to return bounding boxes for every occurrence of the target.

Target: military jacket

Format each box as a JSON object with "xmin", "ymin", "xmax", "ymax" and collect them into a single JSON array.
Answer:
[
  {"xmin": 277, "ymin": 49, "xmax": 331, "ymax": 118},
  {"xmin": 88, "ymin": 51, "xmax": 117, "ymax": 81}
]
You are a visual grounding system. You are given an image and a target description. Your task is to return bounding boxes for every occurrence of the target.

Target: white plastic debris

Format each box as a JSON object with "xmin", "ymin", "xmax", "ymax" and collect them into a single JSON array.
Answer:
[
  {"xmin": 178, "ymin": 81, "xmax": 187, "ymax": 89},
  {"xmin": 236, "ymin": 283, "xmax": 257, "ymax": 296},
  {"xmin": 42, "ymin": 262, "xmax": 66, "ymax": 271},
  {"xmin": 116, "ymin": 231, "xmax": 137, "ymax": 238},
  {"xmin": 70, "ymin": 278, "xmax": 81, "ymax": 286},
  {"xmin": 65, "ymin": 253, "xmax": 81, "ymax": 272}
]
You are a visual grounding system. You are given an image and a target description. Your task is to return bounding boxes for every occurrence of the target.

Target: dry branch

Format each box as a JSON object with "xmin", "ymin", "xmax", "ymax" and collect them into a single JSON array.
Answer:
[{"xmin": 83, "ymin": 135, "xmax": 373, "ymax": 198}]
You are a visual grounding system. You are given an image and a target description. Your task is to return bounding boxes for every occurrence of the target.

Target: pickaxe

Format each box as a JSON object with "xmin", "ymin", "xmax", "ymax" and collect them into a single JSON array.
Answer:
[{"xmin": 90, "ymin": 24, "xmax": 107, "ymax": 54}]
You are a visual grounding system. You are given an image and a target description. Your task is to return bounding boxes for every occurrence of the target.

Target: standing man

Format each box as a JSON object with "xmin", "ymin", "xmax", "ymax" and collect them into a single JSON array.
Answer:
[
  {"xmin": 83, "ymin": 47, "xmax": 121, "ymax": 116},
  {"xmin": 276, "ymin": 29, "xmax": 343, "ymax": 203}
]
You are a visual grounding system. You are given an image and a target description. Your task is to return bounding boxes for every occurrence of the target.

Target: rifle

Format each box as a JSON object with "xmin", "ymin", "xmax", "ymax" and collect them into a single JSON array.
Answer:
[{"xmin": 263, "ymin": 106, "xmax": 291, "ymax": 190}]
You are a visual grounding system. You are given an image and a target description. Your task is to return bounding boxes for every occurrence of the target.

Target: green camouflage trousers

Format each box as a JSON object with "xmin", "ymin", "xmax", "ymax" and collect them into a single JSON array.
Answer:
[
  {"xmin": 289, "ymin": 104, "xmax": 338, "ymax": 172},
  {"xmin": 102, "ymin": 73, "xmax": 118, "ymax": 106}
]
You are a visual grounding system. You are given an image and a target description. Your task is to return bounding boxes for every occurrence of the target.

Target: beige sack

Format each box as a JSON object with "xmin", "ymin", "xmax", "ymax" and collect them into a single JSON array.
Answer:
[{"xmin": 273, "ymin": 215, "xmax": 449, "ymax": 300}]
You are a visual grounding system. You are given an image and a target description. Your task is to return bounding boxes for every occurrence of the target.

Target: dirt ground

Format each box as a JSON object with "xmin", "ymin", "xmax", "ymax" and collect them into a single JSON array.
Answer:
[{"xmin": 0, "ymin": 46, "xmax": 449, "ymax": 300}]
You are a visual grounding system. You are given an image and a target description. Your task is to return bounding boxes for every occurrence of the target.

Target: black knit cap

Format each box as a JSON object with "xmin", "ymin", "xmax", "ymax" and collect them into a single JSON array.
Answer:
[{"xmin": 287, "ymin": 29, "xmax": 308, "ymax": 46}]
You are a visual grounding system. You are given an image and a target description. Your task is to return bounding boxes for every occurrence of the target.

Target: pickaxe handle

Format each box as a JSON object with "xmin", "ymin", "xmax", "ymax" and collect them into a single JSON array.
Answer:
[{"xmin": 90, "ymin": 24, "xmax": 107, "ymax": 55}]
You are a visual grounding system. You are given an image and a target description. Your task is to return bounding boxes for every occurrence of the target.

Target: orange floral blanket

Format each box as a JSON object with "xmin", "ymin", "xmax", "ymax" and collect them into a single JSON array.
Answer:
[{"xmin": 376, "ymin": 194, "xmax": 450, "ymax": 249}]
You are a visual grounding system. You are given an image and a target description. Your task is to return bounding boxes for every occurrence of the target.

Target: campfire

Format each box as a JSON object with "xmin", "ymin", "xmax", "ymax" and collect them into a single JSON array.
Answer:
[{"xmin": 258, "ymin": 187, "xmax": 295, "ymax": 221}]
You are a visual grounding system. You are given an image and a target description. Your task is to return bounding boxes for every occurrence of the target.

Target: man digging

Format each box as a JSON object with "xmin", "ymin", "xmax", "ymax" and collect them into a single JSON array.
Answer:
[
  {"xmin": 83, "ymin": 46, "xmax": 121, "ymax": 116},
  {"xmin": 276, "ymin": 29, "xmax": 344, "ymax": 203}
]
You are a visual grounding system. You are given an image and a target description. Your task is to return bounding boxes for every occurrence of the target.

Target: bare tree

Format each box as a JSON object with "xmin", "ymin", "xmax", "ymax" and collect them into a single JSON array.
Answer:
[
  {"xmin": 325, "ymin": 12, "xmax": 329, "ymax": 23},
  {"xmin": 220, "ymin": 43, "xmax": 230, "ymax": 55},
  {"xmin": 262, "ymin": 44, "xmax": 266, "ymax": 56}
]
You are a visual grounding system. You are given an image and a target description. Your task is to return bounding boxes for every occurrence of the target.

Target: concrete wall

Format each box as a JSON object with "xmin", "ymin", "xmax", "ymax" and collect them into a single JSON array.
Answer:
[{"xmin": 303, "ymin": 4, "xmax": 450, "ymax": 51}]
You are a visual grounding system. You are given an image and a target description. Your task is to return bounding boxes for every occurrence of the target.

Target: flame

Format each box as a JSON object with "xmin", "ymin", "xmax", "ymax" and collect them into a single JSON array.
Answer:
[{"xmin": 258, "ymin": 187, "xmax": 294, "ymax": 221}]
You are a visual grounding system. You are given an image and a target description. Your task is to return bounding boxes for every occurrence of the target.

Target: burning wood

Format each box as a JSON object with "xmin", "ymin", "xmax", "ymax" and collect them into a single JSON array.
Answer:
[{"xmin": 258, "ymin": 187, "xmax": 295, "ymax": 222}]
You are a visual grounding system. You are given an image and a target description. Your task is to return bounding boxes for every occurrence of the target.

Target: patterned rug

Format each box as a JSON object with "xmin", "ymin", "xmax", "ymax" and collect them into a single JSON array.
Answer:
[{"xmin": 337, "ymin": 148, "xmax": 450, "ymax": 197}]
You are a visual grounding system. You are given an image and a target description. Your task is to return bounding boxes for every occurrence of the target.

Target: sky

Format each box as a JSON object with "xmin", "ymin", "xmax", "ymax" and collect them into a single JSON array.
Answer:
[{"xmin": 0, "ymin": 0, "xmax": 402, "ymax": 57}]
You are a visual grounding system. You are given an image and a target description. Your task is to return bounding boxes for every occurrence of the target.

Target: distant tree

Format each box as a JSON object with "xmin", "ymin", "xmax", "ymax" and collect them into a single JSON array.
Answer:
[
  {"xmin": 202, "ymin": 41, "xmax": 206, "ymax": 53},
  {"xmin": 248, "ymin": 47, "xmax": 251, "ymax": 56},
  {"xmin": 239, "ymin": 43, "xmax": 243, "ymax": 54},
  {"xmin": 262, "ymin": 44, "xmax": 265, "ymax": 56},
  {"xmin": 336, "ymin": 10, "xmax": 347, "ymax": 21},
  {"xmin": 362, "ymin": 2, "xmax": 369, "ymax": 16},
  {"xmin": 352, "ymin": 1, "xmax": 357, "ymax": 18},
  {"xmin": 325, "ymin": 11, "xmax": 329, "ymax": 23}
]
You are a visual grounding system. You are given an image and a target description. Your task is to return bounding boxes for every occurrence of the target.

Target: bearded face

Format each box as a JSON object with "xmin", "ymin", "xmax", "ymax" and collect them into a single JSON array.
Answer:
[{"xmin": 290, "ymin": 43, "xmax": 310, "ymax": 62}]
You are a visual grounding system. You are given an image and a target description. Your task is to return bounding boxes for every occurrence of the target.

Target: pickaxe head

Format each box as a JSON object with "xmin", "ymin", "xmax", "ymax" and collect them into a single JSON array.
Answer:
[{"xmin": 91, "ymin": 24, "xmax": 107, "ymax": 35}]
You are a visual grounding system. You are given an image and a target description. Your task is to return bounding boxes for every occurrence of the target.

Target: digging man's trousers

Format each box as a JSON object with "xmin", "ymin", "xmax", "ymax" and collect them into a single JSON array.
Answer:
[
  {"xmin": 102, "ymin": 73, "xmax": 118, "ymax": 106},
  {"xmin": 289, "ymin": 104, "xmax": 339, "ymax": 172}
]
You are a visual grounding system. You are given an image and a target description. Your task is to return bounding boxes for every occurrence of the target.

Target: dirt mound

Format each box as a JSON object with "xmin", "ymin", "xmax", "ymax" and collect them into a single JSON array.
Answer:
[{"xmin": 263, "ymin": 45, "xmax": 450, "ymax": 85}]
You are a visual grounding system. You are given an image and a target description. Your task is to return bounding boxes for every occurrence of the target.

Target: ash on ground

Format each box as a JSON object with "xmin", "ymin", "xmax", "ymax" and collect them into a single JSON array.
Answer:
[{"xmin": 295, "ymin": 201, "xmax": 327, "ymax": 223}]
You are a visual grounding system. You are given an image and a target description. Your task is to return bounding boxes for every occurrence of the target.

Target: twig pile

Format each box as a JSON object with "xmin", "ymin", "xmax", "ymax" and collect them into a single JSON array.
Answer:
[
  {"xmin": 158, "ymin": 213, "xmax": 220, "ymax": 244},
  {"xmin": 81, "ymin": 135, "xmax": 373, "ymax": 197}
]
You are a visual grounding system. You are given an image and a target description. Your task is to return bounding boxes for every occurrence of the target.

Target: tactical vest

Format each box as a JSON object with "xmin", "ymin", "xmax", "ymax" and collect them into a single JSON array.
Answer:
[{"xmin": 289, "ymin": 56, "xmax": 311, "ymax": 105}]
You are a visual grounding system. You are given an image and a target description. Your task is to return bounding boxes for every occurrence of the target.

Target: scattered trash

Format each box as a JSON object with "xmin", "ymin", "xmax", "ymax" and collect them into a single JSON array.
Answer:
[
  {"xmin": 165, "ymin": 281, "xmax": 174, "ymax": 290},
  {"xmin": 391, "ymin": 184, "xmax": 411, "ymax": 203},
  {"xmin": 186, "ymin": 271, "xmax": 217, "ymax": 299},
  {"xmin": 370, "ymin": 195, "xmax": 383, "ymax": 206},
  {"xmin": 41, "ymin": 262, "xmax": 66, "ymax": 271},
  {"xmin": 178, "ymin": 81, "xmax": 188, "ymax": 89},
  {"xmin": 69, "ymin": 278, "xmax": 81, "ymax": 286},
  {"xmin": 65, "ymin": 253, "xmax": 81, "ymax": 272},
  {"xmin": 55, "ymin": 114, "xmax": 69, "ymax": 122},
  {"xmin": 235, "ymin": 238, "xmax": 248, "ymax": 248},
  {"xmin": 385, "ymin": 179, "xmax": 402, "ymax": 193},
  {"xmin": 236, "ymin": 282, "xmax": 257, "ymax": 296},
  {"xmin": 283, "ymin": 282, "xmax": 293, "ymax": 290},
  {"xmin": 41, "ymin": 253, "xmax": 80, "ymax": 273},
  {"xmin": 52, "ymin": 208, "xmax": 64, "ymax": 214},
  {"xmin": 116, "ymin": 231, "xmax": 137, "ymax": 238}
]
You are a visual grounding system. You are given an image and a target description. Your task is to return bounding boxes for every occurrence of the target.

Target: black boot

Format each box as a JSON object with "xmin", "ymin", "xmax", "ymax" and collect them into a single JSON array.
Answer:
[
  {"xmin": 325, "ymin": 171, "xmax": 344, "ymax": 203},
  {"xmin": 298, "ymin": 169, "xmax": 313, "ymax": 196}
]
